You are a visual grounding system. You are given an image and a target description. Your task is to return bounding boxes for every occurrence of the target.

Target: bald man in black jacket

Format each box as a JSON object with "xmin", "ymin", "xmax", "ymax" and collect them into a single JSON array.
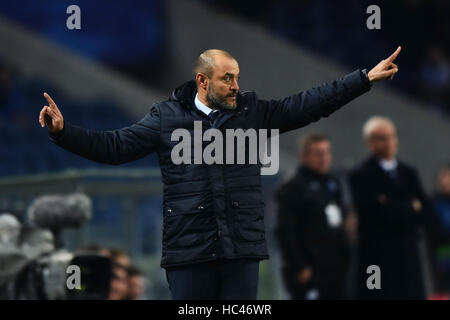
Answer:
[{"xmin": 39, "ymin": 48, "xmax": 401, "ymax": 300}]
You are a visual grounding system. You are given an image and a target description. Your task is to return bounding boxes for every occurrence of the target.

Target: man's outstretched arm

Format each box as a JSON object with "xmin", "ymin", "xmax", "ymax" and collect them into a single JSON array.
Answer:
[
  {"xmin": 39, "ymin": 93, "xmax": 161, "ymax": 165},
  {"xmin": 257, "ymin": 46, "xmax": 401, "ymax": 133}
]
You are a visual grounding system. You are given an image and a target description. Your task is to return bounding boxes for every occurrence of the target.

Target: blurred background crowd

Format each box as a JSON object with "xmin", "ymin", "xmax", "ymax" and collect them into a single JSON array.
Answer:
[
  {"xmin": 0, "ymin": 0, "xmax": 449, "ymax": 299},
  {"xmin": 76, "ymin": 244, "xmax": 147, "ymax": 300}
]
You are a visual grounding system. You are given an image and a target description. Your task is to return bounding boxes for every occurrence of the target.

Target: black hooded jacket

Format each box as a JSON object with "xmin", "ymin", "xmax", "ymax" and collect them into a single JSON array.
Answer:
[{"xmin": 48, "ymin": 69, "xmax": 371, "ymax": 268}]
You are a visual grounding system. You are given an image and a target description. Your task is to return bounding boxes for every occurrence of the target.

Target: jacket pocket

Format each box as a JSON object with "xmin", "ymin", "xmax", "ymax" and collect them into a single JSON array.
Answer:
[
  {"xmin": 163, "ymin": 193, "xmax": 215, "ymax": 249},
  {"xmin": 229, "ymin": 190, "xmax": 266, "ymax": 241},
  {"xmin": 164, "ymin": 193, "xmax": 210, "ymax": 216}
]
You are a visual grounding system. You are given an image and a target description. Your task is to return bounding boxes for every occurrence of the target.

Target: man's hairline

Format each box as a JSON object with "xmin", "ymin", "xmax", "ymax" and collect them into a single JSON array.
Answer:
[{"xmin": 195, "ymin": 54, "xmax": 239, "ymax": 79}]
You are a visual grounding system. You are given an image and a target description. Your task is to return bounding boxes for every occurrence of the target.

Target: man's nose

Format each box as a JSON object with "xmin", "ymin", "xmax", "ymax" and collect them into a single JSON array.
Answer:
[{"xmin": 231, "ymin": 79, "xmax": 239, "ymax": 91}]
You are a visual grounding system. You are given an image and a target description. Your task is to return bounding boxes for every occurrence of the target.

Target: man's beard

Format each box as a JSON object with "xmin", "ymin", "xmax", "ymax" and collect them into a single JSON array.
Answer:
[{"xmin": 206, "ymin": 84, "xmax": 237, "ymax": 111}]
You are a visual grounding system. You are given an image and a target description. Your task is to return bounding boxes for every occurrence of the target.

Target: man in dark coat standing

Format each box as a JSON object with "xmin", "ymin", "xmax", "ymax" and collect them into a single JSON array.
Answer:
[
  {"xmin": 349, "ymin": 116, "xmax": 431, "ymax": 299},
  {"xmin": 39, "ymin": 47, "xmax": 401, "ymax": 299},
  {"xmin": 429, "ymin": 164, "xmax": 450, "ymax": 297},
  {"xmin": 276, "ymin": 134, "xmax": 350, "ymax": 300}
]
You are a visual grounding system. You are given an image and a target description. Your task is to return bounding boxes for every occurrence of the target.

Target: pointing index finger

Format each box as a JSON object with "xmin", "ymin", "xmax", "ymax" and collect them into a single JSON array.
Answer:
[
  {"xmin": 387, "ymin": 46, "xmax": 401, "ymax": 62},
  {"xmin": 43, "ymin": 92, "xmax": 57, "ymax": 108}
]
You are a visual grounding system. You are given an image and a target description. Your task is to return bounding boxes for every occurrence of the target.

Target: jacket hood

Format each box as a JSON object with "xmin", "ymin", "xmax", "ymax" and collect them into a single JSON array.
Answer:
[{"xmin": 170, "ymin": 80, "xmax": 197, "ymax": 110}]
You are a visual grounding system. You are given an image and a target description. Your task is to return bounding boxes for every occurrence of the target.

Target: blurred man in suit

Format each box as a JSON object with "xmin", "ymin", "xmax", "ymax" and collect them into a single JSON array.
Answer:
[
  {"xmin": 430, "ymin": 164, "xmax": 450, "ymax": 297},
  {"xmin": 349, "ymin": 116, "xmax": 432, "ymax": 299},
  {"xmin": 276, "ymin": 134, "xmax": 350, "ymax": 299}
]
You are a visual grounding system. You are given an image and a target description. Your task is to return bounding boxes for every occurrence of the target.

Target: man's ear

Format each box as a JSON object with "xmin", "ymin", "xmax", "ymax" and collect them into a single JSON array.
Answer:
[{"xmin": 196, "ymin": 73, "xmax": 208, "ymax": 91}]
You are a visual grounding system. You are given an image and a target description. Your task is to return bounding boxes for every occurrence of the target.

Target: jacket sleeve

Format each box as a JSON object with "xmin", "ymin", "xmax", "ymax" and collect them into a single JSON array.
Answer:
[
  {"xmin": 409, "ymin": 168, "xmax": 437, "ymax": 233},
  {"xmin": 48, "ymin": 104, "xmax": 161, "ymax": 165},
  {"xmin": 275, "ymin": 182, "xmax": 311, "ymax": 270},
  {"xmin": 257, "ymin": 69, "xmax": 372, "ymax": 133}
]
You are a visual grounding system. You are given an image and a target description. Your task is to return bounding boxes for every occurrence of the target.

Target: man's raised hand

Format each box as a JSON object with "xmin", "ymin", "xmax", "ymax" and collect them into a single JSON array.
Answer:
[
  {"xmin": 39, "ymin": 92, "xmax": 64, "ymax": 134},
  {"xmin": 368, "ymin": 46, "xmax": 401, "ymax": 83}
]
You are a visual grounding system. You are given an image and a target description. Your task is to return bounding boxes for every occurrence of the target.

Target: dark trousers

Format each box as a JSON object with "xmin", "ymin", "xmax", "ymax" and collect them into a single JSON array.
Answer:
[{"xmin": 165, "ymin": 258, "xmax": 260, "ymax": 300}]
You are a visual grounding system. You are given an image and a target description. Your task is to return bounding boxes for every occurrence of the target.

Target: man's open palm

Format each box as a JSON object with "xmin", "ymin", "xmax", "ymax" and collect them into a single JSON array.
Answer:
[
  {"xmin": 39, "ymin": 93, "xmax": 64, "ymax": 134},
  {"xmin": 368, "ymin": 46, "xmax": 401, "ymax": 83}
]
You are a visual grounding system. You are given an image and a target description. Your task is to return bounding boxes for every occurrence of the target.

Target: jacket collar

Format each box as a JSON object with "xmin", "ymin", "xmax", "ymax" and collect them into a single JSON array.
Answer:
[
  {"xmin": 367, "ymin": 155, "xmax": 400, "ymax": 170},
  {"xmin": 365, "ymin": 155, "xmax": 404, "ymax": 184},
  {"xmin": 297, "ymin": 165, "xmax": 330, "ymax": 181},
  {"xmin": 170, "ymin": 79, "xmax": 247, "ymax": 113}
]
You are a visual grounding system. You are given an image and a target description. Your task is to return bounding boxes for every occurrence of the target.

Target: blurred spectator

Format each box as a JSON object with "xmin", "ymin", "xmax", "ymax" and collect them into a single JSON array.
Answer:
[
  {"xmin": 127, "ymin": 266, "xmax": 146, "ymax": 300},
  {"xmin": 275, "ymin": 133, "xmax": 350, "ymax": 300},
  {"xmin": 349, "ymin": 116, "xmax": 432, "ymax": 299},
  {"xmin": 107, "ymin": 248, "xmax": 132, "ymax": 300},
  {"xmin": 77, "ymin": 244, "xmax": 133, "ymax": 300},
  {"xmin": 430, "ymin": 164, "xmax": 450, "ymax": 296},
  {"xmin": 108, "ymin": 263, "xmax": 129, "ymax": 300},
  {"xmin": 109, "ymin": 247, "xmax": 131, "ymax": 268}
]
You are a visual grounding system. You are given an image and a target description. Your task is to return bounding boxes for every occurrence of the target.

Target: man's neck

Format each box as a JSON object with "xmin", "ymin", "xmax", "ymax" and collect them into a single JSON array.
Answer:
[
  {"xmin": 196, "ymin": 92, "xmax": 212, "ymax": 108},
  {"xmin": 194, "ymin": 93, "xmax": 216, "ymax": 115},
  {"xmin": 378, "ymin": 155, "xmax": 396, "ymax": 162}
]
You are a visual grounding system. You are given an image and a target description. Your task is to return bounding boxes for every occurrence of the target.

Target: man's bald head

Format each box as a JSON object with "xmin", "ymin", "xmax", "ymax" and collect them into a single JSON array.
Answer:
[
  {"xmin": 363, "ymin": 116, "xmax": 398, "ymax": 160},
  {"xmin": 193, "ymin": 49, "xmax": 236, "ymax": 78},
  {"xmin": 194, "ymin": 49, "xmax": 240, "ymax": 111},
  {"xmin": 363, "ymin": 116, "xmax": 396, "ymax": 141}
]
